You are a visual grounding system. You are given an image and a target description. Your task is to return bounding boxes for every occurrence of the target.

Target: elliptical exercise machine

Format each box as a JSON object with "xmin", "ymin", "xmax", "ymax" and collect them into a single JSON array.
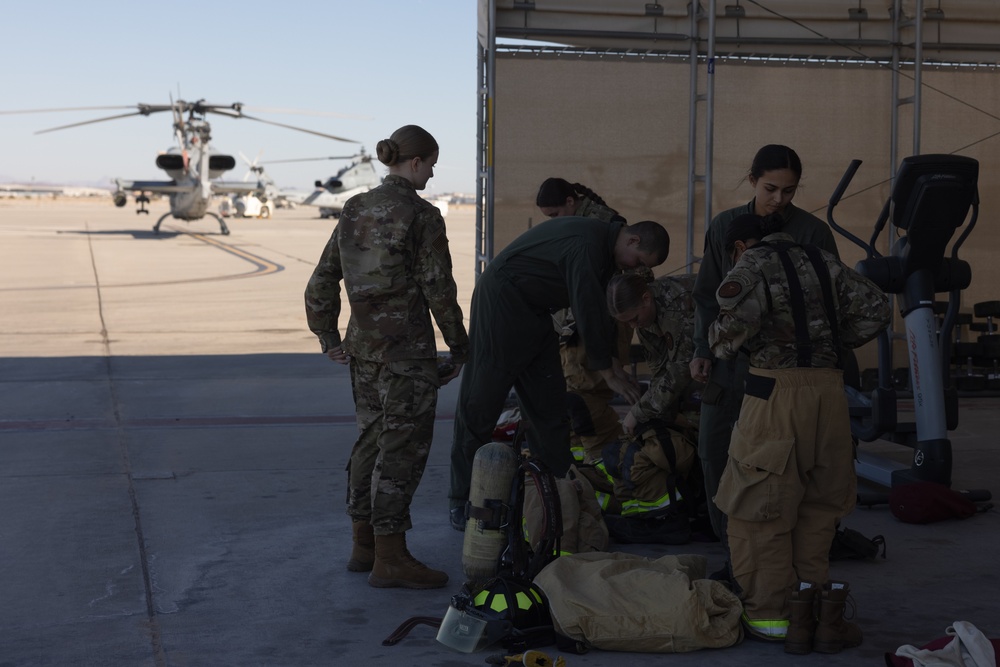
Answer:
[{"xmin": 827, "ymin": 154, "xmax": 990, "ymax": 502}]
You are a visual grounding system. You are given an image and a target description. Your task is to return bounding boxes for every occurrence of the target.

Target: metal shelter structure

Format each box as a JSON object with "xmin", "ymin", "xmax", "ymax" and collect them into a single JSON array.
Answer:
[
  {"xmin": 475, "ymin": 0, "xmax": 1000, "ymax": 275},
  {"xmin": 474, "ymin": 0, "xmax": 1000, "ymax": 494}
]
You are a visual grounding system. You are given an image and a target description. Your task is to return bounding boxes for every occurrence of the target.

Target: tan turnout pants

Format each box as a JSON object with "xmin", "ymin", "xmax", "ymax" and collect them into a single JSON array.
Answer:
[{"xmin": 714, "ymin": 367, "xmax": 856, "ymax": 637}]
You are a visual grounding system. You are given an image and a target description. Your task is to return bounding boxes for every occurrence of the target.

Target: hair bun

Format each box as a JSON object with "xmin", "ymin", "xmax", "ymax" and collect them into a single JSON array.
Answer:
[{"xmin": 376, "ymin": 139, "xmax": 401, "ymax": 166}]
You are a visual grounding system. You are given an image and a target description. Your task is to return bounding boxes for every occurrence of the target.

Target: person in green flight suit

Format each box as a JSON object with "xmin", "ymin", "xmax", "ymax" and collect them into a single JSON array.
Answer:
[
  {"xmin": 536, "ymin": 178, "xmax": 635, "ymax": 465},
  {"xmin": 448, "ymin": 216, "xmax": 671, "ymax": 530}
]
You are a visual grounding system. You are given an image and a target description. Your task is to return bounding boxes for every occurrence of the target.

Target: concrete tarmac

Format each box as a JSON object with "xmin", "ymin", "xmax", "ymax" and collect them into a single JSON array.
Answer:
[{"xmin": 1, "ymin": 198, "xmax": 998, "ymax": 666}]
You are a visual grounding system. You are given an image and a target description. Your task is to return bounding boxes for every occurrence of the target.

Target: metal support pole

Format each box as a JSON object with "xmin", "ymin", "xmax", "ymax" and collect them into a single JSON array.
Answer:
[
  {"xmin": 475, "ymin": 0, "xmax": 497, "ymax": 280},
  {"xmin": 475, "ymin": 41, "xmax": 486, "ymax": 280},
  {"xmin": 913, "ymin": 0, "xmax": 924, "ymax": 155},
  {"xmin": 705, "ymin": 0, "xmax": 716, "ymax": 252},
  {"xmin": 686, "ymin": 1, "xmax": 700, "ymax": 270}
]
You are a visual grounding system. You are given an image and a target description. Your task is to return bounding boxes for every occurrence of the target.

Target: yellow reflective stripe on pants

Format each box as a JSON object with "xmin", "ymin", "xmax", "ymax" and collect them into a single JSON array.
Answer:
[
  {"xmin": 742, "ymin": 612, "xmax": 789, "ymax": 639},
  {"xmin": 594, "ymin": 491, "xmax": 612, "ymax": 510},
  {"xmin": 620, "ymin": 490, "xmax": 682, "ymax": 516},
  {"xmin": 593, "ymin": 460, "xmax": 615, "ymax": 484}
]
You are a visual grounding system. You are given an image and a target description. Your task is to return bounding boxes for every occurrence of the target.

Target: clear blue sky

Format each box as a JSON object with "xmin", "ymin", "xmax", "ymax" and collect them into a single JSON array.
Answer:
[{"xmin": 0, "ymin": 0, "xmax": 478, "ymax": 195}]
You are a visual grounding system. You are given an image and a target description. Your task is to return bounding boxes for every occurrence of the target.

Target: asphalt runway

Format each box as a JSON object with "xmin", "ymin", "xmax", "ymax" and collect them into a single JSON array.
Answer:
[{"xmin": 1, "ymin": 197, "xmax": 998, "ymax": 666}]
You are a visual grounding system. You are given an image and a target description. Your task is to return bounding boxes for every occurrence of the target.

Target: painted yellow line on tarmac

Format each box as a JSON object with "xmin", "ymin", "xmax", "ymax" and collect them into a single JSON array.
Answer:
[{"xmin": 187, "ymin": 232, "xmax": 284, "ymax": 278}]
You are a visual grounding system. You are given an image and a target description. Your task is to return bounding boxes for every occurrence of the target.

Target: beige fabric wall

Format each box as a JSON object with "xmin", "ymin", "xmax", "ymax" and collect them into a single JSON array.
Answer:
[{"xmin": 493, "ymin": 54, "xmax": 1000, "ymax": 368}]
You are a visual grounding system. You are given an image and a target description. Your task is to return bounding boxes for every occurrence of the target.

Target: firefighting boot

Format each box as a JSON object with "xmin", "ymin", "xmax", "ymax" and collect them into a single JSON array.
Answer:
[
  {"xmin": 347, "ymin": 520, "xmax": 375, "ymax": 572},
  {"xmin": 784, "ymin": 581, "xmax": 818, "ymax": 655},
  {"xmin": 368, "ymin": 533, "xmax": 449, "ymax": 589},
  {"xmin": 814, "ymin": 581, "xmax": 863, "ymax": 654}
]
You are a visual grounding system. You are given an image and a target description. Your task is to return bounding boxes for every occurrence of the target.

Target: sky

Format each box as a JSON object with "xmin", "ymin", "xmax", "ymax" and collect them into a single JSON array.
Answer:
[{"xmin": 0, "ymin": 1, "xmax": 479, "ymax": 196}]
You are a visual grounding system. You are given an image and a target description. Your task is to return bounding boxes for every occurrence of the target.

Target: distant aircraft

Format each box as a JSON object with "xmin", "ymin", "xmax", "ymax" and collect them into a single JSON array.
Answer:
[
  {"xmin": 267, "ymin": 151, "xmax": 381, "ymax": 219},
  {"xmin": 236, "ymin": 151, "xmax": 309, "ymax": 212},
  {"xmin": 2, "ymin": 99, "xmax": 358, "ymax": 235}
]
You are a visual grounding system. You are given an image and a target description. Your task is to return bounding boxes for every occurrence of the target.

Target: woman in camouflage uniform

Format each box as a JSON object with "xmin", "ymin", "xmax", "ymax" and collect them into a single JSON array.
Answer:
[
  {"xmin": 305, "ymin": 125, "xmax": 469, "ymax": 589},
  {"xmin": 599, "ymin": 272, "xmax": 701, "ymax": 522}
]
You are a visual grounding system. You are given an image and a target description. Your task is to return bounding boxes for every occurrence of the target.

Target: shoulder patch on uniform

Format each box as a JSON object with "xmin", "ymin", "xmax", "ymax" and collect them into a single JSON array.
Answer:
[
  {"xmin": 718, "ymin": 281, "xmax": 743, "ymax": 298},
  {"xmin": 432, "ymin": 230, "xmax": 449, "ymax": 256}
]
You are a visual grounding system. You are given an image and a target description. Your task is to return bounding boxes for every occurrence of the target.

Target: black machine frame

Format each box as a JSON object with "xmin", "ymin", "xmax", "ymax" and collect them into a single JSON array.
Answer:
[{"xmin": 828, "ymin": 154, "xmax": 990, "ymax": 501}]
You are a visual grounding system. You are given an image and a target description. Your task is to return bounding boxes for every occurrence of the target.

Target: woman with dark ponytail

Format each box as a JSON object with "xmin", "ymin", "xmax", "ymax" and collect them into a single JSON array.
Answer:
[{"xmin": 536, "ymin": 177, "xmax": 620, "ymax": 221}]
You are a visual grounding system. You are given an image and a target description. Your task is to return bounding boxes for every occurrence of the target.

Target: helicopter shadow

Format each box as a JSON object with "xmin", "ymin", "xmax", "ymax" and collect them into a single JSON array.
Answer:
[{"xmin": 59, "ymin": 229, "xmax": 218, "ymax": 240}]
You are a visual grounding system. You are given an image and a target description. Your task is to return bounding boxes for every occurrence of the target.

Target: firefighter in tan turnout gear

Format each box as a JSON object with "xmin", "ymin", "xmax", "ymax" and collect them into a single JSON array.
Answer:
[
  {"xmin": 708, "ymin": 213, "xmax": 890, "ymax": 653},
  {"xmin": 305, "ymin": 125, "xmax": 469, "ymax": 589}
]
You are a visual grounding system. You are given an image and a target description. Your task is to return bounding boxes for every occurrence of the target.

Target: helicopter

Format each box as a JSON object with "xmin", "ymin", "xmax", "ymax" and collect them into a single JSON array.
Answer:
[
  {"xmin": 5, "ymin": 99, "xmax": 359, "ymax": 234},
  {"xmin": 266, "ymin": 150, "xmax": 381, "ymax": 219}
]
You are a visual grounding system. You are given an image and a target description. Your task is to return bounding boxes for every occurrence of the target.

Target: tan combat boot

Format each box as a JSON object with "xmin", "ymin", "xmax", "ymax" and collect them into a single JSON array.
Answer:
[
  {"xmin": 814, "ymin": 580, "xmax": 863, "ymax": 654},
  {"xmin": 368, "ymin": 533, "xmax": 449, "ymax": 589},
  {"xmin": 784, "ymin": 581, "xmax": 818, "ymax": 655},
  {"xmin": 347, "ymin": 520, "xmax": 375, "ymax": 572}
]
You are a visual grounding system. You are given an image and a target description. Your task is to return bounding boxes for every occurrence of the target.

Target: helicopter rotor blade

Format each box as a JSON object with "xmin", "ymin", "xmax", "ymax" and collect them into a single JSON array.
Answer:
[
  {"xmin": 264, "ymin": 155, "xmax": 359, "ymax": 164},
  {"xmin": 33, "ymin": 109, "xmax": 168, "ymax": 135},
  {"xmin": 222, "ymin": 110, "xmax": 360, "ymax": 144},
  {"xmin": 0, "ymin": 105, "xmax": 138, "ymax": 115},
  {"xmin": 241, "ymin": 106, "xmax": 372, "ymax": 121}
]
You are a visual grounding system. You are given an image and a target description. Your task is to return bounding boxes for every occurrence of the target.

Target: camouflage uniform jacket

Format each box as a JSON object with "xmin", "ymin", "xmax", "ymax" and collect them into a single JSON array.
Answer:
[
  {"xmin": 693, "ymin": 200, "xmax": 840, "ymax": 361},
  {"xmin": 575, "ymin": 198, "xmax": 619, "ymax": 223},
  {"xmin": 630, "ymin": 274, "xmax": 698, "ymax": 424},
  {"xmin": 708, "ymin": 232, "xmax": 891, "ymax": 369},
  {"xmin": 304, "ymin": 174, "xmax": 469, "ymax": 363}
]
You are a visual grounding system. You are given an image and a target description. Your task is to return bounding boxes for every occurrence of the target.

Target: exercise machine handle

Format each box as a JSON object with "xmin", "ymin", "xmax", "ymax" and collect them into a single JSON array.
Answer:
[
  {"xmin": 829, "ymin": 159, "xmax": 862, "ymax": 208},
  {"xmin": 827, "ymin": 159, "xmax": 871, "ymax": 254}
]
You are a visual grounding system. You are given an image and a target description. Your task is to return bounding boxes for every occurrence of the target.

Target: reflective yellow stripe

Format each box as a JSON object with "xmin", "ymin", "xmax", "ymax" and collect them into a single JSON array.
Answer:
[
  {"xmin": 742, "ymin": 612, "xmax": 789, "ymax": 638},
  {"xmin": 620, "ymin": 492, "xmax": 673, "ymax": 516},
  {"xmin": 594, "ymin": 491, "xmax": 611, "ymax": 510},
  {"xmin": 570, "ymin": 446, "xmax": 586, "ymax": 463},
  {"xmin": 593, "ymin": 460, "xmax": 615, "ymax": 485}
]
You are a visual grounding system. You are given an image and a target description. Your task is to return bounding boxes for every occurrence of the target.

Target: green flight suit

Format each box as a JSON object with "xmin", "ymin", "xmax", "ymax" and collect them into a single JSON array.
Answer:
[{"xmin": 450, "ymin": 217, "xmax": 623, "ymax": 510}]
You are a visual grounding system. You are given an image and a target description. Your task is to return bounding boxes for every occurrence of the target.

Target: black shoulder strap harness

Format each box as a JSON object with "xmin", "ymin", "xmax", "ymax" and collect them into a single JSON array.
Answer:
[
  {"xmin": 760, "ymin": 240, "xmax": 843, "ymax": 369},
  {"xmin": 499, "ymin": 426, "xmax": 563, "ymax": 581}
]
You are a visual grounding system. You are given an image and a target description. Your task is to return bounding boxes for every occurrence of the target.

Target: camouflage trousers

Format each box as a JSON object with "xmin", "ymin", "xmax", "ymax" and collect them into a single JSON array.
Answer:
[{"xmin": 347, "ymin": 357, "xmax": 439, "ymax": 536}]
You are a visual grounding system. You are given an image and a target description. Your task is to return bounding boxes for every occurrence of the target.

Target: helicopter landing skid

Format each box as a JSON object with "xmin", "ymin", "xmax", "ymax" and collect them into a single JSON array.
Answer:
[
  {"xmin": 152, "ymin": 212, "xmax": 172, "ymax": 235},
  {"xmin": 206, "ymin": 212, "xmax": 230, "ymax": 235},
  {"xmin": 152, "ymin": 213, "xmax": 230, "ymax": 235}
]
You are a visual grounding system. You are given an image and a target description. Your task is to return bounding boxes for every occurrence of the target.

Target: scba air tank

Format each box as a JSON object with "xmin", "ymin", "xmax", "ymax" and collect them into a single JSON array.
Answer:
[{"xmin": 462, "ymin": 441, "xmax": 520, "ymax": 585}]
